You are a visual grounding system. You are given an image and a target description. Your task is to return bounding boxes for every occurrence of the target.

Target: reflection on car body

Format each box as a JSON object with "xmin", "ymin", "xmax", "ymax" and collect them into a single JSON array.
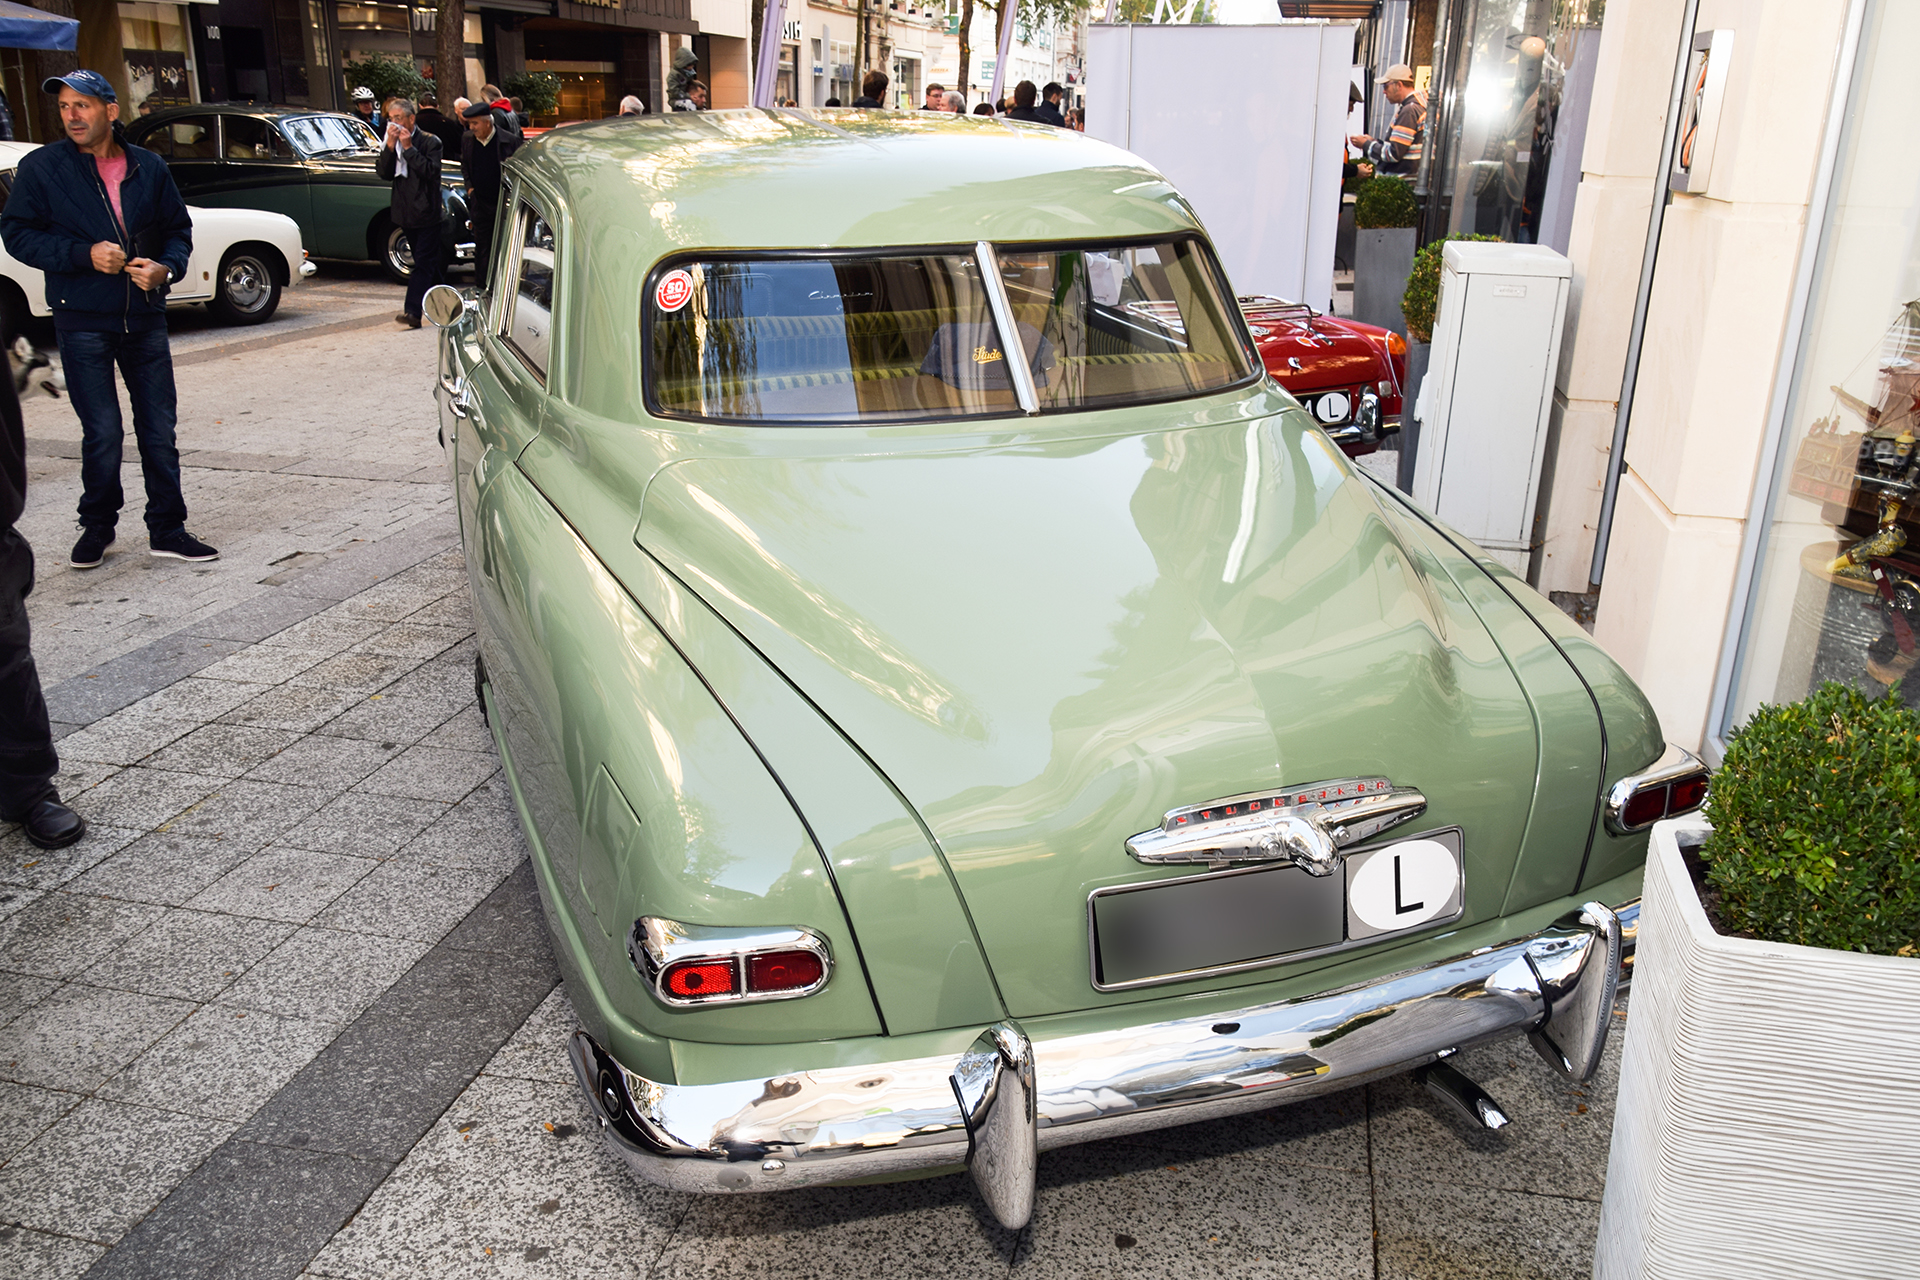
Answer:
[{"xmin": 424, "ymin": 108, "xmax": 1705, "ymax": 1230}]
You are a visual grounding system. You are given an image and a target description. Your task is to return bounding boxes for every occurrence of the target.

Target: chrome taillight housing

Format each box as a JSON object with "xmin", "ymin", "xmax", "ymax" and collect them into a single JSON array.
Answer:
[
  {"xmin": 628, "ymin": 917, "xmax": 832, "ymax": 1007},
  {"xmin": 1604, "ymin": 744, "xmax": 1709, "ymax": 834}
]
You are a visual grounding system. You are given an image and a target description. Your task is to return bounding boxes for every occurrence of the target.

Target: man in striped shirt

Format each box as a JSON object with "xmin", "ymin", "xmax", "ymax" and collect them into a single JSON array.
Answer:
[{"xmin": 1350, "ymin": 64, "xmax": 1426, "ymax": 176}]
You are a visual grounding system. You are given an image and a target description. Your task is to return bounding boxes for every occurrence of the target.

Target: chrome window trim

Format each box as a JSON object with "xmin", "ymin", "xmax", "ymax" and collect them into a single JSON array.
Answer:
[
  {"xmin": 628, "ymin": 917, "xmax": 833, "ymax": 1007},
  {"xmin": 1085, "ymin": 825, "xmax": 1466, "ymax": 992},
  {"xmin": 974, "ymin": 240, "xmax": 1039, "ymax": 415}
]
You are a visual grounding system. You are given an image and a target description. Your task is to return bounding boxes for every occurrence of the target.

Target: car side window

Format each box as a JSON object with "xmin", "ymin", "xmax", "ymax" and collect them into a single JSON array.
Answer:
[
  {"xmin": 500, "ymin": 202, "xmax": 556, "ymax": 382},
  {"xmin": 167, "ymin": 117, "xmax": 217, "ymax": 159},
  {"xmin": 223, "ymin": 116, "xmax": 295, "ymax": 161}
]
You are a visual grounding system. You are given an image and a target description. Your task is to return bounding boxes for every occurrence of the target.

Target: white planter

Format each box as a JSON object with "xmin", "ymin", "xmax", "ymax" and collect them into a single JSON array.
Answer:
[{"xmin": 1595, "ymin": 817, "xmax": 1920, "ymax": 1279}]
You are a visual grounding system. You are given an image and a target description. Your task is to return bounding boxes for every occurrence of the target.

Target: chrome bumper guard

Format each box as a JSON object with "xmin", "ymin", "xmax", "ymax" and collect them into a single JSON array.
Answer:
[{"xmin": 570, "ymin": 899, "xmax": 1631, "ymax": 1229}]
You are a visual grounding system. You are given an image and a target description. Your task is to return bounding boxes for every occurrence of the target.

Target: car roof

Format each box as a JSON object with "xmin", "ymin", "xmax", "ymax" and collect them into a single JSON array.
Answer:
[
  {"xmin": 513, "ymin": 108, "xmax": 1202, "ymax": 255},
  {"xmin": 132, "ymin": 104, "xmax": 356, "ymax": 126}
]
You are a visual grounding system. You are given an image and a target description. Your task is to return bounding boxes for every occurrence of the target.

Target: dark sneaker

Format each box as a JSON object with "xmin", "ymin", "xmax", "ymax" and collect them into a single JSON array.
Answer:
[
  {"xmin": 70, "ymin": 527, "xmax": 113, "ymax": 569},
  {"xmin": 149, "ymin": 530, "xmax": 219, "ymax": 562}
]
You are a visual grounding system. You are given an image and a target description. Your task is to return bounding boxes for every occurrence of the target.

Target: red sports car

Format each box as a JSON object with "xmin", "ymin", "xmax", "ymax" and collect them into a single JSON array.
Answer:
[{"xmin": 1239, "ymin": 296, "xmax": 1407, "ymax": 457}]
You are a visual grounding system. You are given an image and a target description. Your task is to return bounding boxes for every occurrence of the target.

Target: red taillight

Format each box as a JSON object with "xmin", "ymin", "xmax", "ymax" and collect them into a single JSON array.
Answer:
[
  {"xmin": 748, "ymin": 950, "xmax": 825, "ymax": 993},
  {"xmin": 1668, "ymin": 774, "xmax": 1709, "ymax": 814},
  {"xmin": 664, "ymin": 960, "xmax": 736, "ymax": 998},
  {"xmin": 1622, "ymin": 785, "xmax": 1668, "ymax": 829}
]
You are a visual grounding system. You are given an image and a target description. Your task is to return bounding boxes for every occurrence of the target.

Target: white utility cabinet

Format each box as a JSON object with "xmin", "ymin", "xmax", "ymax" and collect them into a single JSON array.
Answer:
[
  {"xmin": 1085, "ymin": 22, "xmax": 1348, "ymax": 307},
  {"xmin": 1410, "ymin": 241, "xmax": 1572, "ymax": 576}
]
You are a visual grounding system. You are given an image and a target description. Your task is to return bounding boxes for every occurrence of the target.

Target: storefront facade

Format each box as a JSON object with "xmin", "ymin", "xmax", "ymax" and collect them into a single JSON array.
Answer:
[{"xmin": 1532, "ymin": 0, "xmax": 1880, "ymax": 757}]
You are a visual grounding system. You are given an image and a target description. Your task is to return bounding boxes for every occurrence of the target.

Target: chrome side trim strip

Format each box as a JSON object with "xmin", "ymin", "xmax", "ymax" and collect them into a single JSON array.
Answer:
[{"xmin": 571, "ymin": 896, "xmax": 1630, "ymax": 1216}]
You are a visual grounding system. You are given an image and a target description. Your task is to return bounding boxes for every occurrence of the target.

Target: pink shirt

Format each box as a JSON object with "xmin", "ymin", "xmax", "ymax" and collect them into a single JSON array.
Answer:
[{"xmin": 95, "ymin": 152, "xmax": 126, "ymax": 233}]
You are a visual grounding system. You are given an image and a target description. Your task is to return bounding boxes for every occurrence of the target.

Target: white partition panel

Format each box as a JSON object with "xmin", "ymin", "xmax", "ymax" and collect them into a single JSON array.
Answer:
[{"xmin": 1086, "ymin": 23, "xmax": 1349, "ymax": 307}]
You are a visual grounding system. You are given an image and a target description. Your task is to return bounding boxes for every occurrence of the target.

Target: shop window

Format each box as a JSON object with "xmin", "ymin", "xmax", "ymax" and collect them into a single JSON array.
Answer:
[
  {"xmin": 1727, "ymin": 0, "xmax": 1920, "ymax": 729},
  {"xmin": 119, "ymin": 1, "xmax": 192, "ymax": 112},
  {"xmin": 1422, "ymin": 0, "xmax": 1603, "ymax": 247}
]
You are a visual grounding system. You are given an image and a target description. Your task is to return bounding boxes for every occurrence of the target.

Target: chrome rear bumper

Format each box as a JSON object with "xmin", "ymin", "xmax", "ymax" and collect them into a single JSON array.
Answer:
[{"xmin": 571, "ymin": 899, "xmax": 1631, "ymax": 1229}]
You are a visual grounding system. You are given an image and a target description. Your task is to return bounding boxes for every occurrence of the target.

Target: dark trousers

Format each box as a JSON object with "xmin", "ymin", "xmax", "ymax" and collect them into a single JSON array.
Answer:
[
  {"xmin": 471, "ymin": 205, "xmax": 497, "ymax": 291},
  {"xmin": 404, "ymin": 219, "xmax": 446, "ymax": 318},
  {"xmin": 0, "ymin": 528, "xmax": 56, "ymax": 819},
  {"xmin": 58, "ymin": 326, "xmax": 186, "ymax": 538}
]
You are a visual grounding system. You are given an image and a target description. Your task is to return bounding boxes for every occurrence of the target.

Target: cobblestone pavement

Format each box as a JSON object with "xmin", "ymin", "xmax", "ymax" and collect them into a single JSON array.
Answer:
[{"xmin": 0, "ymin": 271, "xmax": 1618, "ymax": 1279}]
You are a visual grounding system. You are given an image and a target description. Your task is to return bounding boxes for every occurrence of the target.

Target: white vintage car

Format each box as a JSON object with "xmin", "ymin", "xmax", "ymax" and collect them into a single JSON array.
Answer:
[{"xmin": 0, "ymin": 139, "xmax": 314, "ymax": 333}]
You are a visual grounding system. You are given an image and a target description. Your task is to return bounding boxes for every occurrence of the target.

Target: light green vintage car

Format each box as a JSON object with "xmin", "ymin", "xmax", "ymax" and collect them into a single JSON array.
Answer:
[{"xmin": 425, "ymin": 110, "xmax": 1707, "ymax": 1228}]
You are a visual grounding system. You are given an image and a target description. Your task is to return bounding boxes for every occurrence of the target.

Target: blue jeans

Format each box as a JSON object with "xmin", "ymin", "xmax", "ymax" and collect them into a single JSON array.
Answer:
[{"xmin": 57, "ymin": 326, "xmax": 187, "ymax": 538}]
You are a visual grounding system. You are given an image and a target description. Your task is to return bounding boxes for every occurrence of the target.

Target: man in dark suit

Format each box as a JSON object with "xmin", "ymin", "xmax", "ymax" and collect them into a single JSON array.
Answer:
[
  {"xmin": 461, "ymin": 99, "xmax": 522, "ymax": 289},
  {"xmin": 376, "ymin": 98, "xmax": 445, "ymax": 328}
]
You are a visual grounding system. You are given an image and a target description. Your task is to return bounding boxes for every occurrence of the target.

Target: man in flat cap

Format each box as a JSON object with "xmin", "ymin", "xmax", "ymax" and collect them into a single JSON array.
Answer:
[
  {"xmin": 461, "ymin": 98, "xmax": 522, "ymax": 289},
  {"xmin": 0, "ymin": 70, "xmax": 212, "ymax": 570}
]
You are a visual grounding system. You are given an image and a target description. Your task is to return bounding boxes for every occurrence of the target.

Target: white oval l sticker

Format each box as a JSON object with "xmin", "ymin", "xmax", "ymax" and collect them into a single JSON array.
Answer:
[{"xmin": 1348, "ymin": 839, "xmax": 1458, "ymax": 932}]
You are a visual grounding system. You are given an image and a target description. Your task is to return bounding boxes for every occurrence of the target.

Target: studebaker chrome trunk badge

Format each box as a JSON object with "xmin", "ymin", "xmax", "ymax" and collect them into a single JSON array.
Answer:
[{"xmin": 1125, "ymin": 778, "xmax": 1427, "ymax": 876}]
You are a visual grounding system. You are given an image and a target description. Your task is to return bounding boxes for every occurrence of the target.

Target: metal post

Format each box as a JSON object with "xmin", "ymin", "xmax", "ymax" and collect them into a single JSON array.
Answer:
[
  {"xmin": 753, "ymin": 0, "xmax": 786, "ymax": 107},
  {"xmin": 1586, "ymin": 0, "xmax": 1703, "ymax": 591},
  {"xmin": 987, "ymin": 0, "xmax": 1017, "ymax": 109}
]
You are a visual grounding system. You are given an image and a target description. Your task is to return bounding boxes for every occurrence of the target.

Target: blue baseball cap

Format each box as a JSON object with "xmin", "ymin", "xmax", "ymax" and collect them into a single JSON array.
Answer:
[{"xmin": 43, "ymin": 70, "xmax": 116, "ymax": 103}]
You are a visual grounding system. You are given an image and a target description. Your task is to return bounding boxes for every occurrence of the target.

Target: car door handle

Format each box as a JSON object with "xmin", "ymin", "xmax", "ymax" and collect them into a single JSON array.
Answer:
[{"xmin": 440, "ymin": 374, "xmax": 473, "ymax": 419}]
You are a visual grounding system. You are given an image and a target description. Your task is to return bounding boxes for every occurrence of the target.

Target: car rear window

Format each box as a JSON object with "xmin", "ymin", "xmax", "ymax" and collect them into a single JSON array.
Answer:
[{"xmin": 645, "ymin": 236, "xmax": 1255, "ymax": 424}]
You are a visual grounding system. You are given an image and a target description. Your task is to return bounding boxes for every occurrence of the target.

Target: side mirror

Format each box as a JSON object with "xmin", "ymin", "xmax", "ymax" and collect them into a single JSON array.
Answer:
[{"xmin": 423, "ymin": 283, "xmax": 465, "ymax": 328}]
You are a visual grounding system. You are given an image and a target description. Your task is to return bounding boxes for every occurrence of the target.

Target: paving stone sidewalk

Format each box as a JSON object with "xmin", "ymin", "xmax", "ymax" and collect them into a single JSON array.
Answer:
[{"xmin": 0, "ymin": 287, "xmax": 1618, "ymax": 1279}]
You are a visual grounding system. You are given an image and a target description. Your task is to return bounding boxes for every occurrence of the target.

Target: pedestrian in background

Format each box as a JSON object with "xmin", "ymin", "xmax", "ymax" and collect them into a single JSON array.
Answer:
[
  {"xmin": 825, "ymin": 97, "xmax": 842, "ymax": 107},
  {"xmin": 1350, "ymin": 64, "xmax": 1426, "ymax": 175},
  {"xmin": 1, "ymin": 325, "xmax": 85, "ymax": 851},
  {"xmin": 943, "ymin": 91, "xmax": 965, "ymax": 113},
  {"xmin": 509, "ymin": 96, "xmax": 529, "ymax": 129},
  {"xmin": 1006, "ymin": 81, "xmax": 1042, "ymax": 122},
  {"xmin": 1067, "ymin": 106, "xmax": 1084, "ymax": 131},
  {"xmin": 461, "ymin": 97, "xmax": 521, "ymax": 288},
  {"xmin": 377, "ymin": 98, "xmax": 444, "ymax": 329},
  {"xmin": 1, "ymin": 71, "xmax": 214, "ymax": 570},
  {"xmin": 417, "ymin": 91, "xmax": 462, "ymax": 158},
  {"xmin": 971, "ymin": 102, "xmax": 992, "ymax": 116},
  {"xmin": 1037, "ymin": 82, "xmax": 1067, "ymax": 127},
  {"xmin": 853, "ymin": 70, "xmax": 887, "ymax": 108},
  {"xmin": 350, "ymin": 85, "xmax": 381, "ymax": 136},
  {"xmin": 922, "ymin": 83, "xmax": 945, "ymax": 111},
  {"xmin": 619, "ymin": 95, "xmax": 646, "ymax": 115}
]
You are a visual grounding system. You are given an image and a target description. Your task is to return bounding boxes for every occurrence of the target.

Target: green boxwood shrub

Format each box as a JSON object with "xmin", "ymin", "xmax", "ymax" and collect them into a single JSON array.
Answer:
[
  {"xmin": 1400, "ymin": 233, "xmax": 1502, "ymax": 343},
  {"xmin": 1353, "ymin": 176, "xmax": 1419, "ymax": 230},
  {"xmin": 1703, "ymin": 681, "xmax": 1920, "ymax": 956}
]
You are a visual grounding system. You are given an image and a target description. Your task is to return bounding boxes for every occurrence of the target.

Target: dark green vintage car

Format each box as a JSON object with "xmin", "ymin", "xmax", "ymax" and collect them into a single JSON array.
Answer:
[
  {"xmin": 125, "ymin": 104, "xmax": 472, "ymax": 284},
  {"xmin": 425, "ymin": 110, "xmax": 1707, "ymax": 1228}
]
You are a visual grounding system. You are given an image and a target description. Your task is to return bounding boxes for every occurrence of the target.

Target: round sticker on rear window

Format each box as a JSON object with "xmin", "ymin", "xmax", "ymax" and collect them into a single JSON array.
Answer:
[{"xmin": 655, "ymin": 269, "xmax": 695, "ymax": 313}]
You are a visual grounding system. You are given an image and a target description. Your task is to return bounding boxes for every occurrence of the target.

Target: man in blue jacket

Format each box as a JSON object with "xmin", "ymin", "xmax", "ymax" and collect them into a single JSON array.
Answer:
[{"xmin": 0, "ymin": 70, "xmax": 215, "ymax": 569}]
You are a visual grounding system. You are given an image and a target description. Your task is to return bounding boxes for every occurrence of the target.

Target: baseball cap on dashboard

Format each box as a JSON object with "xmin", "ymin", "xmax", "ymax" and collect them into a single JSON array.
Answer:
[{"xmin": 42, "ymin": 70, "xmax": 117, "ymax": 102}]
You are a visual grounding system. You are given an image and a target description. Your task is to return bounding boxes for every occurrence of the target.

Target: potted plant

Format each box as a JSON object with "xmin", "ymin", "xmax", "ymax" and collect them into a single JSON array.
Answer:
[
  {"xmin": 1595, "ymin": 682, "xmax": 1920, "ymax": 1280},
  {"xmin": 1392, "ymin": 233, "xmax": 1499, "ymax": 492},
  {"xmin": 1350, "ymin": 176, "xmax": 1419, "ymax": 334}
]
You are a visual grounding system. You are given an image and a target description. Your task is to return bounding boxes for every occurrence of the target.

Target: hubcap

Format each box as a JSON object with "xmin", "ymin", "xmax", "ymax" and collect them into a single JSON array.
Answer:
[
  {"xmin": 390, "ymin": 232, "xmax": 415, "ymax": 275},
  {"xmin": 224, "ymin": 257, "xmax": 270, "ymax": 311}
]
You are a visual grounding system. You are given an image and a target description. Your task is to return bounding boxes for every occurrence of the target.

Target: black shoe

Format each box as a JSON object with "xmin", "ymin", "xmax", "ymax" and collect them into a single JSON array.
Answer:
[
  {"xmin": 70, "ymin": 527, "xmax": 113, "ymax": 569},
  {"xmin": 149, "ymin": 529, "xmax": 219, "ymax": 562},
  {"xmin": 21, "ymin": 798, "xmax": 85, "ymax": 850}
]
